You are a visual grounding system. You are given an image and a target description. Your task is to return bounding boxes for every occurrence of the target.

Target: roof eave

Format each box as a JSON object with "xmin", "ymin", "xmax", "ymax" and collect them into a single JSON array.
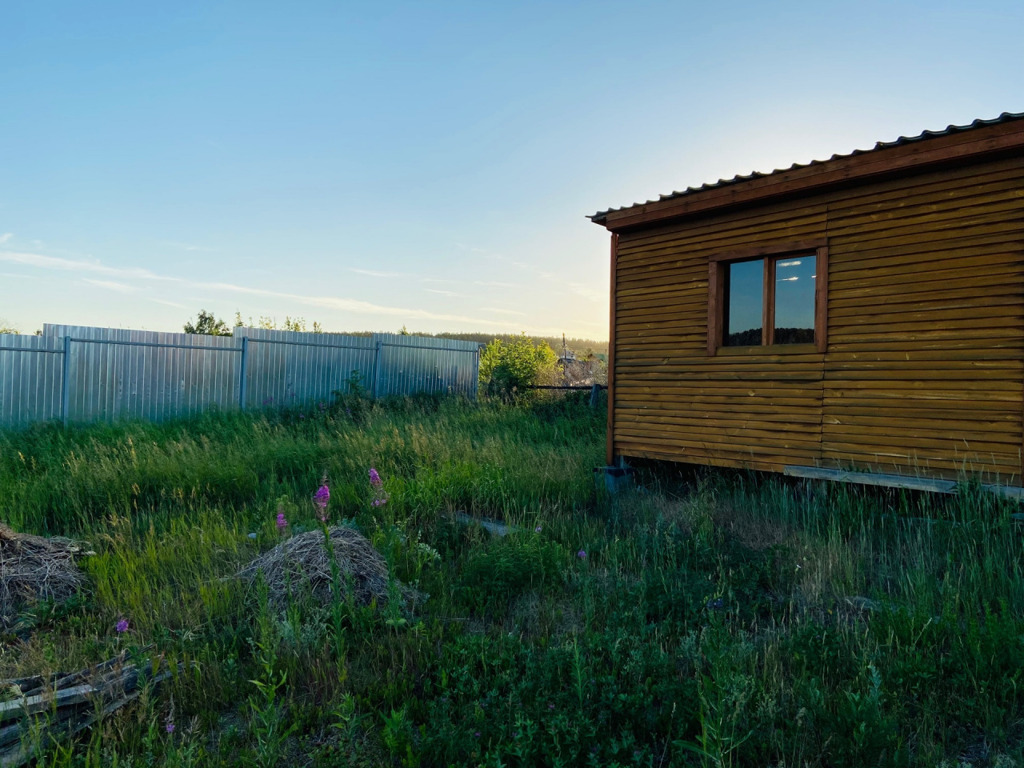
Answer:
[{"xmin": 590, "ymin": 113, "xmax": 1024, "ymax": 233}]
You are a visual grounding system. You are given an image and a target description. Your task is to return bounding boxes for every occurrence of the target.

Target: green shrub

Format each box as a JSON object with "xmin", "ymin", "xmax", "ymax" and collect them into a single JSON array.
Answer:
[{"xmin": 478, "ymin": 334, "xmax": 557, "ymax": 396}]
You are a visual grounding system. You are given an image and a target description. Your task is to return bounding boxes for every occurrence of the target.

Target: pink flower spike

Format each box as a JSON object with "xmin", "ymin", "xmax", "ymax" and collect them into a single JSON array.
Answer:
[
  {"xmin": 372, "ymin": 497, "xmax": 387, "ymax": 507},
  {"xmin": 116, "ymin": 618, "xmax": 129, "ymax": 633},
  {"xmin": 369, "ymin": 468, "xmax": 382, "ymax": 487},
  {"xmin": 313, "ymin": 483, "xmax": 330, "ymax": 509},
  {"xmin": 577, "ymin": 550, "xmax": 587, "ymax": 559},
  {"xmin": 276, "ymin": 511, "xmax": 287, "ymax": 529}
]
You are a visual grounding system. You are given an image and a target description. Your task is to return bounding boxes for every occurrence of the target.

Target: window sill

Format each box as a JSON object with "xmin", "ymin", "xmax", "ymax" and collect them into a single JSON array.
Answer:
[{"xmin": 715, "ymin": 343, "xmax": 821, "ymax": 357}]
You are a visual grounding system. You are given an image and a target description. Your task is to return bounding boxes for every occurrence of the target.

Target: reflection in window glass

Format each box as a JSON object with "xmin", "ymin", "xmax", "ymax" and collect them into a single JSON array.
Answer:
[
  {"xmin": 725, "ymin": 259, "xmax": 763, "ymax": 346},
  {"xmin": 774, "ymin": 254, "xmax": 816, "ymax": 344}
]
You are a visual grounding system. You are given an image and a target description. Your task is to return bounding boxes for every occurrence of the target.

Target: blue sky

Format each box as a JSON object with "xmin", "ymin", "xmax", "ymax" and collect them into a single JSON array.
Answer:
[{"xmin": 1, "ymin": 0, "xmax": 1022, "ymax": 339}]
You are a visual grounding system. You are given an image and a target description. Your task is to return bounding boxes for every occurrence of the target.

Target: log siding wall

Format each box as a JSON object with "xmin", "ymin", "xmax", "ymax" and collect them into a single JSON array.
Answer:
[{"xmin": 612, "ymin": 155, "xmax": 1024, "ymax": 482}]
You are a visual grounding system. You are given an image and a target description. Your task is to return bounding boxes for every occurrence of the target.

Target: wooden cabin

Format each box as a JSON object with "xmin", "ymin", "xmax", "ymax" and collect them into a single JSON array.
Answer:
[{"xmin": 590, "ymin": 112, "xmax": 1024, "ymax": 489}]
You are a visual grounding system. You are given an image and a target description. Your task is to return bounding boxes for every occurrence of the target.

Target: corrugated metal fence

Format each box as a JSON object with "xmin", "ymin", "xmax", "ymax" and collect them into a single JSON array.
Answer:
[{"xmin": 0, "ymin": 325, "xmax": 480, "ymax": 429}]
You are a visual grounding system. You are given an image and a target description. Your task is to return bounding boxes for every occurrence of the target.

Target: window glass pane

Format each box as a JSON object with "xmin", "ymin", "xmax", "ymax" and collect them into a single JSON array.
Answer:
[
  {"xmin": 725, "ymin": 259, "xmax": 763, "ymax": 346},
  {"xmin": 774, "ymin": 254, "xmax": 816, "ymax": 344}
]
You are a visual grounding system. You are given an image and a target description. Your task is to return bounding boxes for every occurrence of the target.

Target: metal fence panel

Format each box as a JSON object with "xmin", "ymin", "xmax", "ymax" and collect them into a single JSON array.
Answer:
[
  {"xmin": 0, "ymin": 325, "xmax": 480, "ymax": 429},
  {"xmin": 235, "ymin": 327, "xmax": 378, "ymax": 409},
  {"xmin": 43, "ymin": 325, "xmax": 240, "ymax": 425},
  {"xmin": 0, "ymin": 334, "xmax": 63, "ymax": 427},
  {"xmin": 372, "ymin": 334, "xmax": 480, "ymax": 398}
]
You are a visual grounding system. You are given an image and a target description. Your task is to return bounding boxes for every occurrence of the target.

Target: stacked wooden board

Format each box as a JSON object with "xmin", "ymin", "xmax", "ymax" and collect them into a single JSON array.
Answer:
[{"xmin": 0, "ymin": 651, "xmax": 174, "ymax": 766}]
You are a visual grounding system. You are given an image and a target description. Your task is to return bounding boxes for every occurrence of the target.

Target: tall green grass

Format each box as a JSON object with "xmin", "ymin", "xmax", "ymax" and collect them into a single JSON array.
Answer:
[
  {"xmin": 0, "ymin": 394, "xmax": 599, "ymax": 536},
  {"xmin": 1, "ymin": 395, "xmax": 1023, "ymax": 766}
]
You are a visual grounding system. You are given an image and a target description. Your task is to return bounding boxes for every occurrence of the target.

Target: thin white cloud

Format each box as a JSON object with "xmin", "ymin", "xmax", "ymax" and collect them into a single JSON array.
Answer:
[
  {"xmin": 349, "ymin": 267, "xmax": 411, "ymax": 279},
  {"xmin": 82, "ymin": 278, "xmax": 136, "ymax": 294},
  {"xmin": 153, "ymin": 298, "xmax": 190, "ymax": 309},
  {"xmin": 454, "ymin": 242, "xmax": 502, "ymax": 258},
  {"xmin": 162, "ymin": 240, "xmax": 218, "ymax": 253},
  {"xmin": 0, "ymin": 234, "xmax": 11, "ymax": 245},
  {"xmin": 1, "ymin": 247, "xmax": 582, "ymax": 335},
  {"xmin": 486, "ymin": 308, "xmax": 527, "ymax": 316},
  {"xmin": 468, "ymin": 247, "xmax": 602, "ymax": 305},
  {"xmin": 197, "ymin": 280, "xmax": 516, "ymax": 327},
  {"xmin": 425, "ymin": 288, "xmax": 464, "ymax": 297},
  {"xmin": 474, "ymin": 280, "xmax": 518, "ymax": 288},
  {"xmin": 0, "ymin": 271, "xmax": 32, "ymax": 279},
  {"xmin": 0, "ymin": 250, "xmax": 174, "ymax": 281},
  {"xmin": 352, "ymin": 270, "xmax": 463, "ymax": 288},
  {"xmin": 567, "ymin": 282, "xmax": 606, "ymax": 303}
]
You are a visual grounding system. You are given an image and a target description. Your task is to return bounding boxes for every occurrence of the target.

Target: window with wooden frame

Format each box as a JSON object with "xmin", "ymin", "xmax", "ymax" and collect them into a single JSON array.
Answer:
[{"xmin": 707, "ymin": 242, "xmax": 828, "ymax": 354}]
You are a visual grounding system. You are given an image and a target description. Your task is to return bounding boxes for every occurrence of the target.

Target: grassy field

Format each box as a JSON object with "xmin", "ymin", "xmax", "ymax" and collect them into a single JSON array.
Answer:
[{"xmin": 1, "ymin": 394, "xmax": 1023, "ymax": 767}]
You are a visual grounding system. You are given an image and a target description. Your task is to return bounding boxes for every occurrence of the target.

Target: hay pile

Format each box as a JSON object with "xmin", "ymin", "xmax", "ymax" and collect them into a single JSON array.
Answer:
[
  {"xmin": 239, "ymin": 527, "xmax": 395, "ymax": 607},
  {"xmin": 0, "ymin": 524, "xmax": 88, "ymax": 626}
]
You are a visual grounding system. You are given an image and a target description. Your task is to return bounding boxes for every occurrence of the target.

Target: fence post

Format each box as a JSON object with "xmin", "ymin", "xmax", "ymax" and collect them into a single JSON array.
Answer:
[
  {"xmin": 473, "ymin": 347, "xmax": 480, "ymax": 399},
  {"xmin": 372, "ymin": 340, "xmax": 383, "ymax": 398},
  {"xmin": 238, "ymin": 337, "xmax": 249, "ymax": 410},
  {"xmin": 60, "ymin": 336, "xmax": 72, "ymax": 428}
]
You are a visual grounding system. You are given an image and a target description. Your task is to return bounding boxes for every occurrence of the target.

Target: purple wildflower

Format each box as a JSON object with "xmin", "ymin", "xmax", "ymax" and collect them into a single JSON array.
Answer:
[
  {"xmin": 368, "ymin": 468, "xmax": 388, "ymax": 508},
  {"xmin": 116, "ymin": 618, "xmax": 129, "ymax": 634},
  {"xmin": 314, "ymin": 484, "xmax": 330, "ymax": 507},
  {"xmin": 577, "ymin": 550, "xmax": 587, "ymax": 559},
  {"xmin": 474, "ymin": 731, "xmax": 481, "ymax": 738},
  {"xmin": 535, "ymin": 525, "xmax": 542, "ymax": 533},
  {"xmin": 166, "ymin": 722, "xmax": 175, "ymax": 734},
  {"xmin": 276, "ymin": 511, "xmax": 287, "ymax": 530},
  {"xmin": 313, "ymin": 481, "xmax": 330, "ymax": 521}
]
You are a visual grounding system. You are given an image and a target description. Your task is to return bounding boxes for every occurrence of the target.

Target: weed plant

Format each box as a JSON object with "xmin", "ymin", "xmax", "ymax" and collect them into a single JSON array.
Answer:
[{"xmin": 1, "ymin": 393, "xmax": 1023, "ymax": 765}]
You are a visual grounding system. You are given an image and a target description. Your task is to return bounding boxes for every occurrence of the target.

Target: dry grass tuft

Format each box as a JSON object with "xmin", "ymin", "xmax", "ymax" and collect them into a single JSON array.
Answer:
[
  {"xmin": 0, "ymin": 524, "xmax": 88, "ymax": 626},
  {"xmin": 238, "ymin": 527, "xmax": 394, "ymax": 607},
  {"xmin": 712, "ymin": 501, "xmax": 794, "ymax": 553}
]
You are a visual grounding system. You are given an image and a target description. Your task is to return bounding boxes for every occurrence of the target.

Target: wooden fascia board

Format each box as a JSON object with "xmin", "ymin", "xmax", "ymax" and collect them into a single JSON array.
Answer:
[
  {"xmin": 607, "ymin": 233, "xmax": 618, "ymax": 466},
  {"xmin": 597, "ymin": 120, "xmax": 1024, "ymax": 232}
]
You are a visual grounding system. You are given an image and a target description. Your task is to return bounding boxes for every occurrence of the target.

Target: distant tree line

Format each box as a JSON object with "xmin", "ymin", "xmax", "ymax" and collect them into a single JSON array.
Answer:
[{"xmin": 182, "ymin": 309, "xmax": 323, "ymax": 336}]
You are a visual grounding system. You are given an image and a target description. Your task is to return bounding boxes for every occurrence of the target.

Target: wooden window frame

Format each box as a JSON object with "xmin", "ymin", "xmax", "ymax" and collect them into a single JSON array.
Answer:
[{"xmin": 707, "ymin": 240, "xmax": 828, "ymax": 355}]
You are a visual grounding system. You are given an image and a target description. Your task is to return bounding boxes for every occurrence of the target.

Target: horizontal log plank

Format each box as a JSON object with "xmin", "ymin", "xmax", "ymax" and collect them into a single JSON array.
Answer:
[
  {"xmin": 819, "ymin": 446, "xmax": 1020, "ymax": 471},
  {"xmin": 830, "ymin": 281, "xmax": 1024, "ymax": 306},
  {"xmin": 616, "ymin": 424, "xmax": 822, "ymax": 447},
  {"xmin": 829, "ymin": 230, "xmax": 1023, "ymax": 261},
  {"xmin": 613, "ymin": 434, "xmax": 822, "ymax": 460},
  {"xmin": 820, "ymin": 429, "xmax": 1020, "ymax": 454},
  {"xmin": 831, "ymin": 246, "xmax": 1022, "ymax": 278}
]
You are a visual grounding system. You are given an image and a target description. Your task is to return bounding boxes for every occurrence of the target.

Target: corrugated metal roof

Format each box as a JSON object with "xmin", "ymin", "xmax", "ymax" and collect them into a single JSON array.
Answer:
[{"xmin": 589, "ymin": 111, "xmax": 1024, "ymax": 224}]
